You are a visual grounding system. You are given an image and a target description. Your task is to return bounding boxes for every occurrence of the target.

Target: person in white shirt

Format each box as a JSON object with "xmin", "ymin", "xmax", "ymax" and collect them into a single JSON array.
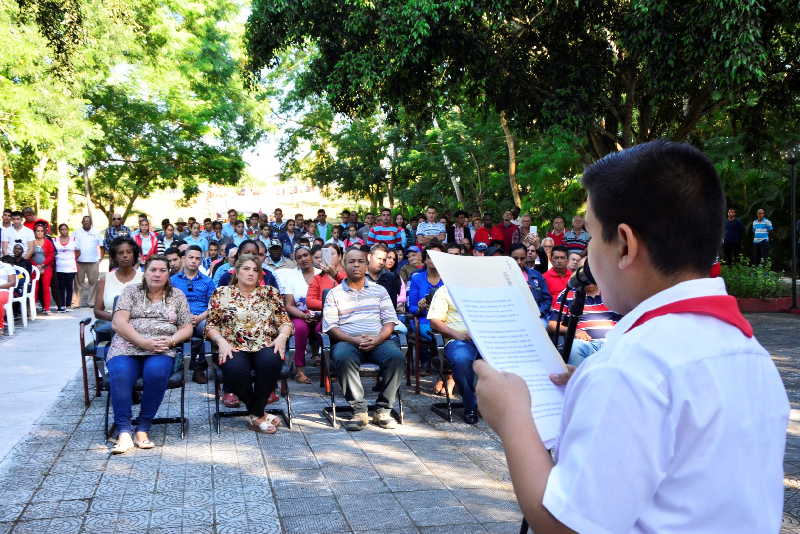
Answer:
[
  {"xmin": 73, "ymin": 216, "xmax": 104, "ymax": 307},
  {"xmin": 1, "ymin": 211, "xmax": 35, "ymax": 259},
  {"xmin": 53, "ymin": 223, "xmax": 79, "ymax": 311},
  {"xmin": 475, "ymin": 140, "xmax": 789, "ymax": 534}
]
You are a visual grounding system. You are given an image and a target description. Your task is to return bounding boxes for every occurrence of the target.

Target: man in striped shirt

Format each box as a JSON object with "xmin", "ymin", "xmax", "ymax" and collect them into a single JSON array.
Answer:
[
  {"xmin": 322, "ymin": 247, "xmax": 404, "ymax": 431},
  {"xmin": 366, "ymin": 208, "xmax": 404, "ymax": 249},
  {"xmin": 752, "ymin": 208, "xmax": 773, "ymax": 266},
  {"xmin": 415, "ymin": 207, "xmax": 446, "ymax": 246},
  {"xmin": 547, "ymin": 281, "xmax": 622, "ymax": 366}
]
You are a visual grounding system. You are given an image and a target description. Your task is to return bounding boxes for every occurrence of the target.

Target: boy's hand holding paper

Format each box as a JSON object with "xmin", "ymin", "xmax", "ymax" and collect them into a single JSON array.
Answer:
[{"xmin": 428, "ymin": 251, "xmax": 567, "ymax": 448}]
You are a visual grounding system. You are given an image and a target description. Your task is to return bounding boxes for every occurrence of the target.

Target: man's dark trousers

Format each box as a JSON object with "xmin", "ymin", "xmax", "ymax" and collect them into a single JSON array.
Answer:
[{"xmin": 332, "ymin": 339, "xmax": 404, "ymax": 414}]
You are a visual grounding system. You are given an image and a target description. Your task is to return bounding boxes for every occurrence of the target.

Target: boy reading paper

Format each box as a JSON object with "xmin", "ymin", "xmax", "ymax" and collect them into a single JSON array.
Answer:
[{"xmin": 475, "ymin": 140, "xmax": 788, "ymax": 533}]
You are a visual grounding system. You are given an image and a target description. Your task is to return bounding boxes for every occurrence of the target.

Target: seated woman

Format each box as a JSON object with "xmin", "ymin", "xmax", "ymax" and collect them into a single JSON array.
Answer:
[
  {"xmin": 306, "ymin": 243, "xmax": 346, "ymax": 312},
  {"xmin": 106, "ymin": 255, "xmax": 193, "ymax": 454},
  {"xmin": 275, "ymin": 246, "xmax": 321, "ymax": 384},
  {"xmin": 205, "ymin": 254, "xmax": 293, "ymax": 434},
  {"xmin": 94, "ymin": 237, "xmax": 143, "ymax": 344}
]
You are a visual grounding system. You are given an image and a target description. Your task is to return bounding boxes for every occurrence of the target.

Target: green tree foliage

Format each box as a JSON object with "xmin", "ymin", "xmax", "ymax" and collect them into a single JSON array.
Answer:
[
  {"xmin": 1, "ymin": 0, "xmax": 269, "ymax": 224},
  {"xmin": 80, "ymin": 0, "xmax": 269, "ymax": 223},
  {"xmin": 246, "ymin": 0, "xmax": 798, "ymax": 158},
  {"xmin": 250, "ymin": 0, "xmax": 800, "ymax": 265}
]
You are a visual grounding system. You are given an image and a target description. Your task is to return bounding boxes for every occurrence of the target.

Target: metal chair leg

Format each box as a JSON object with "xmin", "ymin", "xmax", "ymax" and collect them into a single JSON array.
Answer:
[
  {"xmin": 284, "ymin": 380, "xmax": 293, "ymax": 429},
  {"xmin": 180, "ymin": 384, "xmax": 186, "ymax": 439},
  {"xmin": 104, "ymin": 390, "xmax": 111, "ymax": 439},
  {"xmin": 81, "ymin": 354, "xmax": 91, "ymax": 408}
]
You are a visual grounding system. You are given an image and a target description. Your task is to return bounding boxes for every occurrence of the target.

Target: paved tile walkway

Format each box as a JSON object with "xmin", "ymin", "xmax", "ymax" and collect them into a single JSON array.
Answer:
[{"xmin": 0, "ymin": 311, "xmax": 798, "ymax": 533}]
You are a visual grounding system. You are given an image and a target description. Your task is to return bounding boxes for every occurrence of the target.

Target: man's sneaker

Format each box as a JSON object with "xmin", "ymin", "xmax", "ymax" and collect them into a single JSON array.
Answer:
[
  {"xmin": 344, "ymin": 411, "xmax": 369, "ymax": 432},
  {"xmin": 192, "ymin": 368, "xmax": 208, "ymax": 384},
  {"xmin": 222, "ymin": 393, "xmax": 240, "ymax": 408},
  {"xmin": 372, "ymin": 410, "xmax": 398, "ymax": 430}
]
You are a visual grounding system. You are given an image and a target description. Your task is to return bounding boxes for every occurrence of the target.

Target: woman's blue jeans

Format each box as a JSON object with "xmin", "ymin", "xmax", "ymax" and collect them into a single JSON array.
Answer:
[
  {"xmin": 444, "ymin": 339, "xmax": 479, "ymax": 410},
  {"xmin": 106, "ymin": 355, "xmax": 174, "ymax": 434}
]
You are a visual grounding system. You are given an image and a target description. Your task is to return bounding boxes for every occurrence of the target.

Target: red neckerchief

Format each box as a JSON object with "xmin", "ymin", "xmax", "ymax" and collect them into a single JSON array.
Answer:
[{"xmin": 625, "ymin": 295, "xmax": 753, "ymax": 338}]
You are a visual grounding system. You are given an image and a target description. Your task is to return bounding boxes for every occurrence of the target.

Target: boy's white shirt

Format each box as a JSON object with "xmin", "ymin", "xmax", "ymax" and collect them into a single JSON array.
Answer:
[{"xmin": 543, "ymin": 277, "xmax": 789, "ymax": 533}]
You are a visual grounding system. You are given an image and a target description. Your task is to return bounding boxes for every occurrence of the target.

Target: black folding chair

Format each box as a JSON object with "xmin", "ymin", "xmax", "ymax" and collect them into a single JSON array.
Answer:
[
  {"xmin": 203, "ymin": 339, "xmax": 294, "ymax": 434},
  {"xmin": 428, "ymin": 333, "xmax": 466, "ymax": 422},
  {"xmin": 103, "ymin": 341, "xmax": 190, "ymax": 439},
  {"xmin": 320, "ymin": 332, "xmax": 406, "ymax": 428},
  {"xmin": 79, "ymin": 318, "xmax": 109, "ymax": 407}
]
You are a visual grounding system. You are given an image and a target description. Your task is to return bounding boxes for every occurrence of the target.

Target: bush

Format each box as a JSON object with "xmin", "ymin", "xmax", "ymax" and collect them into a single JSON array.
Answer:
[{"xmin": 721, "ymin": 258, "xmax": 787, "ymax": 299}]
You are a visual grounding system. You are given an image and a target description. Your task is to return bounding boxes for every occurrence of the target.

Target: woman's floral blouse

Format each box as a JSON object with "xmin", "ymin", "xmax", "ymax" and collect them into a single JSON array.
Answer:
[{"xmin": 205, "ymin": 285, "xmax": 292, "ymax": 351}]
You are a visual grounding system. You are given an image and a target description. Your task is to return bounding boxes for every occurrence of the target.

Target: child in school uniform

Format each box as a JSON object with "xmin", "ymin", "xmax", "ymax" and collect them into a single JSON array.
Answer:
[{"xmin": 475, "ymin": 140, "xmax": 789, "ymax": 534}]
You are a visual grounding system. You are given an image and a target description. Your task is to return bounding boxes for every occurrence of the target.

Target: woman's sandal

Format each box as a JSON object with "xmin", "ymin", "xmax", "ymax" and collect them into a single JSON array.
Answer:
[
  {"xmin": 248, "ymin": 414, "xmax": 280, "ymax": 434},
  {"xmin": 134, "ymin": 436, "xmax": 155, "ymax": 449},
  {"xmin": 295, "ymin": 370, "xmax": 312, "ymax": 384},
  {"xmin": 111, "ymin": 433, "xmax": 134, "ymax": 455}
]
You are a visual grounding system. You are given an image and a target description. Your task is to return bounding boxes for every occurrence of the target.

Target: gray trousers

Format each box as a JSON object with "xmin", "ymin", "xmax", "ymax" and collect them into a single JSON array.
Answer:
[
  {"xmin": 331, "ymin": 338, "xmax": 404, "ymax": 414},
  {"xmin": 75, "ymin": 261, "xmax": 100, "ymax": 306}
]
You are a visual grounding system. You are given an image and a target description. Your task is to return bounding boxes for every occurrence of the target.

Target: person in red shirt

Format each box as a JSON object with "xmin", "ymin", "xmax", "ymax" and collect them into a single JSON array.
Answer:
[
  {"xmin": 491, "ymin": 210, "xmax": 518, "ymax": 254},
  {"xmin": 473, "ymin": 215, "xmax": 492, "ymax": 246},
  {"xmin": 543, "ymin": 245, "xmax": 571, "ymax": 306},
  {"xmin": 547, "ymin": 215, "xmax": 566, "ymax": 246},
  {"xmin": 22, "ymin": 207, "xmax": 51, "ymax": 234}
]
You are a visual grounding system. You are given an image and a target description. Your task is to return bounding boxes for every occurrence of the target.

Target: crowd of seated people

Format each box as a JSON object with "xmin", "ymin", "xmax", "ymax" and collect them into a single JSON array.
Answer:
[{"xmin": 3, "ymin": 203, "xmax": 608, "ymax": 433}]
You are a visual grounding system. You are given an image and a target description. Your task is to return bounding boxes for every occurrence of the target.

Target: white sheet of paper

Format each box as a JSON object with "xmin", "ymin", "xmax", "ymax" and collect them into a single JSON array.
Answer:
[{"xmin": 429, "ymin": 251, "xmax": 566, "ymax": 448}]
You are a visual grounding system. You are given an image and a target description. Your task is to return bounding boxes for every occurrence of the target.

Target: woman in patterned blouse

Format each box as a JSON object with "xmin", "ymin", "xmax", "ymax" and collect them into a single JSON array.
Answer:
[
  {"xmin": 205, "ymin": 254, "xmax": 293, "ymax": 434},
  {"xmin": 107, "ymin": 255, "xmax": 193, "ymax": 454}
]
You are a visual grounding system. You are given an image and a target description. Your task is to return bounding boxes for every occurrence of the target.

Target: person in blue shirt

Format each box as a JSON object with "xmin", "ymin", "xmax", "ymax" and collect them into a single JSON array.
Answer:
[
  {"xmin": 183, "ymin": 222, "xmax": 209, "ymax": 255},
  {"xmin": 752, "ymin": 208, "xmax": 773, "ymax": 266},
  {"xmin": 170, "ymin": 245, "xmax": 216, "ymax": 383},
  {"xmin": 221, "ymin": 209, "xmax": 239, "ymax": 238},
  {"xmin": 407, "ymin": 242, "xmax": 445, "ymax": 367},
  {"xmin": 279, "ymin": 219, "xmax": 299, "ymax": 258},
  {"xmin": 510, "ymin": 244, "xmax": 552, "ymax": 327}
]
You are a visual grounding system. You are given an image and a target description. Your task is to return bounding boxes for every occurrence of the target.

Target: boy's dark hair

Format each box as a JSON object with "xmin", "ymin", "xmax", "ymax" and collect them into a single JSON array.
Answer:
[
  {"xmin": 551, "ymin": 245, "xmax": 569, "ymax": 257},
  {"xmin": 183, "ymin": 245, "xmax": 203, "ymax": 256},
  {"xmin": 582, "ymin": 140, "xmax": 723, "ymax": 275},
  {"xmin": 422, "ymin": 240, "xmax": 445, "ymax": 261},
  {"xmin": 164, "ymin": 247, "xmax": 180, "ymax": 257}
]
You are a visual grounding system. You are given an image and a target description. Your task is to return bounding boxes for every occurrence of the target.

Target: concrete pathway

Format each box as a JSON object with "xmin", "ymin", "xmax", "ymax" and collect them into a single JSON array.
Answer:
[
  {"xmin": 0, "ymin": 312, "xmax": 797, "ymax": 533},
  {"xmin": 0, "ymin": 308, "xmax": 92, "ymax": 465}
]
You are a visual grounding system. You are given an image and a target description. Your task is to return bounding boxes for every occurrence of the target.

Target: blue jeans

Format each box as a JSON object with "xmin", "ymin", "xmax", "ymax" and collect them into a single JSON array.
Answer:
[
  {"xmin": 107, "ymin": 355, "xmax": 174, "ymax": 433},
  {"xmin": 567, "ymin": 339, "xmax": 605, "ymax": 366},
  {"xmin": 444, "ymin": 340, "xmax": 479, "ymax": 410}
]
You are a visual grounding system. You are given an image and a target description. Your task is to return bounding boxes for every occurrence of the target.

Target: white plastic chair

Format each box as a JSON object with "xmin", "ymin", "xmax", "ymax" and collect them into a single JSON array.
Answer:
[
  {"xmin": 1, "ymin": 286, "xmax": 13, "ymax": 335},
  {"xmin": 27, "ymin": 265, "xmax": 39, "ymax": 320},
  {"xmin": 7, "ymin": 266, "xmax": 30, "ymax": 332}
]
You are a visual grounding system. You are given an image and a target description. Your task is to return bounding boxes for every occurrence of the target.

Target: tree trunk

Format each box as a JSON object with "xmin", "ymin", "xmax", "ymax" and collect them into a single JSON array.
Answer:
[
  {"xmin": 499, "ymin": 110, "xmax": 521, "ymax": 208},
  {"xmin": 83, "ymin": 166, "xmax": 93, "ymax": 219},
  {"xmin": 387, "ymin": 145, "xmax": 396, "ymax": 209},
  {"xmin": 0, "ymin": 151, "xmax": 6, "ymax": 211},
  {"xmin": 5, "ymin": 164, "xmax": 16, "ymax": 210},
  {"xmin": 432, "ymin": 117, "xmax": 464, "ymax": 206},
  {"xmin": 33, "ymin": 156, "xmax": 48, "ymax": 214},
  {"xmin": 56, "ymin": 160, "xmax": 71, "ymax": 224},
  {"xmin": 468, "ymin": 150, "xmax": 485, "ymax": 217}
]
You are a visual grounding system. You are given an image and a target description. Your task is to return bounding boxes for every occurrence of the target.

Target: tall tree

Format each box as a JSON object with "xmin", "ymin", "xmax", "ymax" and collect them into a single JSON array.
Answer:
[
  {"xmin": 246, "ymin": 0, "xmax": 799, "ymax": 160},
  {"xmin": 79, "ymin": 0, "xmax": 269, "ymax": 223}
]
